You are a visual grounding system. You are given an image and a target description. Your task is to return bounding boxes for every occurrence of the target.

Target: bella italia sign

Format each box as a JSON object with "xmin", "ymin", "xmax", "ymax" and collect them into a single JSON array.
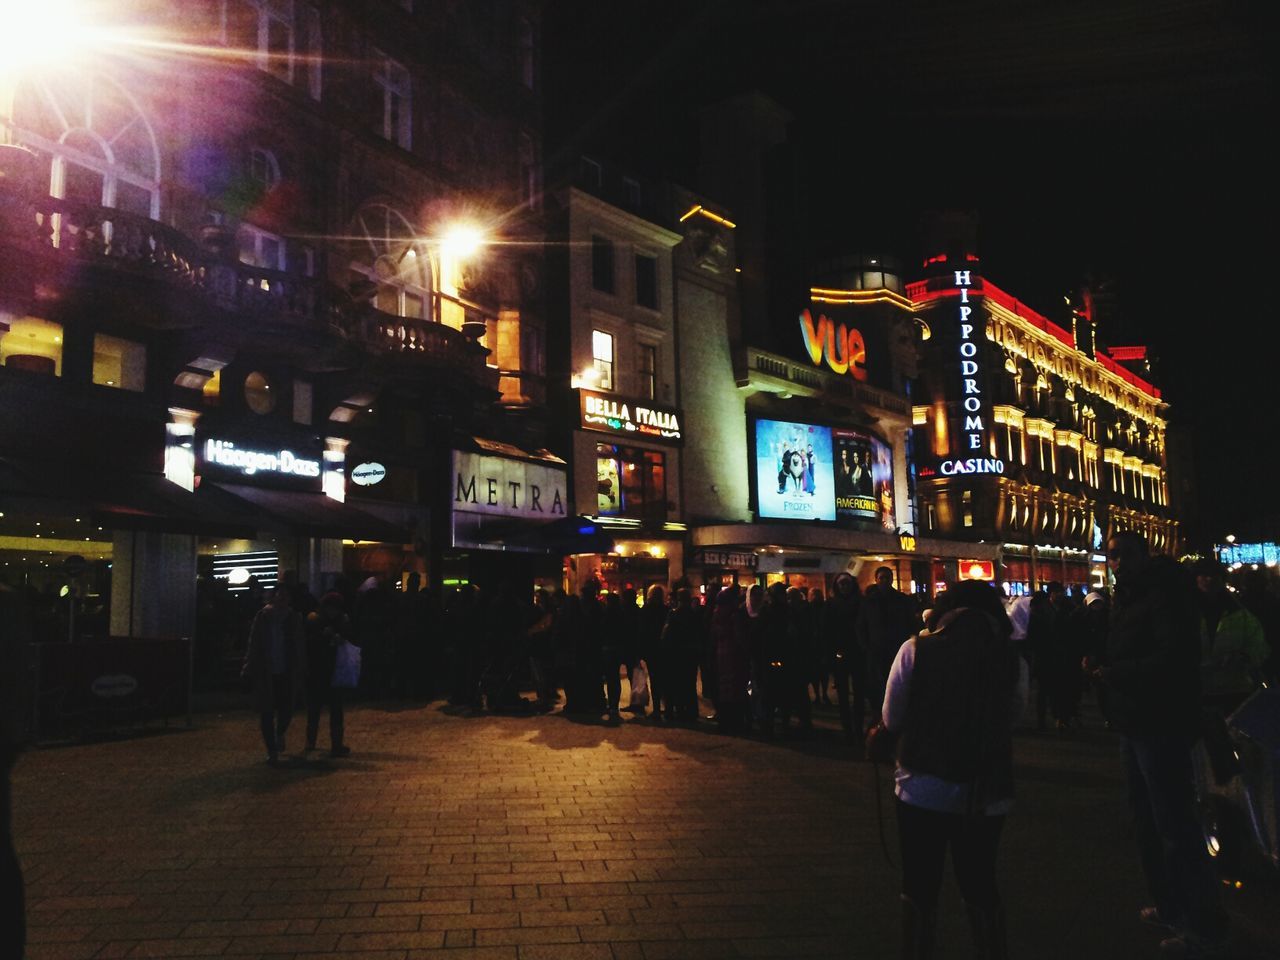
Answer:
[{"xmin": 579, "ymin": 389, "xmax": 682, "ymax": 444}]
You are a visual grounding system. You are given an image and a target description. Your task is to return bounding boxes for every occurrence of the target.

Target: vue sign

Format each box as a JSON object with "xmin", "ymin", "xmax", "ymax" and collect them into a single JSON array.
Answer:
[{"xmin": 799, "ymin": 309, "xmax": 867, "ymax": 382}]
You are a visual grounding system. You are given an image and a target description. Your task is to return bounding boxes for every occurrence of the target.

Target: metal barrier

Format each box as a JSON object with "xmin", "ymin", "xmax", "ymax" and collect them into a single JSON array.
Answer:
[{"xmin": 29, "ymin": 637, "xmax": 193, "ymax": 739}]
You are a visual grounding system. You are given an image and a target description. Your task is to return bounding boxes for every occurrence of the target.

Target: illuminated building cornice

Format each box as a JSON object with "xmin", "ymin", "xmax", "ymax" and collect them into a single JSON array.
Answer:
[
  {"xmin": 809, "ymin": 286, "xmax": 914, "ymax": 310},
  {"xmin": 905, "ymin": 277, "xmax": 1164, "ymax": 422}
]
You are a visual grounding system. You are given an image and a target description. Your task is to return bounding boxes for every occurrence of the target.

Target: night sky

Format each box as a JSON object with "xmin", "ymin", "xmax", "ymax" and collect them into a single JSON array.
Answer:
[{"xmin": 543, "ymin": 0, "xmax": 1278, "ymax": 547}]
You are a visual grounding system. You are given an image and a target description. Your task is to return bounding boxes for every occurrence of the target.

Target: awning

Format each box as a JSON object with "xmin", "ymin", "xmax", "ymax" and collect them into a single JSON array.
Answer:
[
  {"xmin": 209, "ymin": 483, "xmax": 411, "ymax": 543},
  {"xmin": 0, "ymin": 459, "xmax": 256, "ymax": 537},
  {"xmin": 452, "ymin": 513, "xmax": 615, "ymax": 555}
]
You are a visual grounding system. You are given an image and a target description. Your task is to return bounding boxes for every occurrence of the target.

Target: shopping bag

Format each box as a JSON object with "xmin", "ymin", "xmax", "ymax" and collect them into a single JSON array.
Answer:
[
  {"xmin": 331, "ymin": 640, "xmax": 362, "ymax": 689},
  {"xmin": 629, "ymin": 661, "xmax": 651, "ymax": 708}
]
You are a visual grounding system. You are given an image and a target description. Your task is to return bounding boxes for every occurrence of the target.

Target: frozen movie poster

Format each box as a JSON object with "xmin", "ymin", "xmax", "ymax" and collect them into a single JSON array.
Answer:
[
  {"xmin": 755, "ymin": 419, "xmax": 835, "ymax": 521},
  {"xmin": 833, "ymin": 428, "xmax": 896, "ymax": 529}
]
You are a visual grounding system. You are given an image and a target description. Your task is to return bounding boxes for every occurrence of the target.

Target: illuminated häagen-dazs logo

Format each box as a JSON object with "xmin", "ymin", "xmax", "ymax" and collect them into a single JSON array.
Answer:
[
  {"xmin": 351, "ymin": 462, "xmax": 387, "ymax": 486},
  {"xmin": 799, "ymin": 309, "xmax": 867, "ymax": 382},
  {"xmin": 204, "ymin": 439, "xmax": 321, "ymax": 478}
]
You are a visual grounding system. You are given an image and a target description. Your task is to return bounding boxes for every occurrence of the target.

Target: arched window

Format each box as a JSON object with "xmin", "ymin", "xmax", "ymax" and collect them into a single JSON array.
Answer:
[
  {"xmin": 348, "ymin": 204, "xmax": 434, "ymax": 319},
  {"xmin": 7, "ymin": 72, "xmax": 161, "ymax": 218}
]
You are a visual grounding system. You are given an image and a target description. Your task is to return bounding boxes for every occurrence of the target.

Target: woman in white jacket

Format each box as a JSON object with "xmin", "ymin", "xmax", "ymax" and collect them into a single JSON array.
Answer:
[{"xmin": 880, "ymin": 580, "xmax": 1029, "ymax": 959}]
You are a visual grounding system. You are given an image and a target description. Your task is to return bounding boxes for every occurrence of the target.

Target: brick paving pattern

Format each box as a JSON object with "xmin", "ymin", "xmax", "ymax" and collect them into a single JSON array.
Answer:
[{"xmin": 12, "ymin": 703, "xmax": 1279, "ymax": 959}]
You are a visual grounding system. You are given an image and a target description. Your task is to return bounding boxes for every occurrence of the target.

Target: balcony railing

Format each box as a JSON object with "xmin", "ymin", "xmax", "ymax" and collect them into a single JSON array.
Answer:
[{"xmin": 6, "ymin": 195, "xmax": 496, "ymax": 385}]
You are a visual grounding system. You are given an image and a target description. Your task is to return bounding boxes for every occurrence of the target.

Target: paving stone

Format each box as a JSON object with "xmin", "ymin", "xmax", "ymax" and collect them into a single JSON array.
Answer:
[{"xmin": 11, "ymin": 701, "xmax": 1280, "ymax": 960}]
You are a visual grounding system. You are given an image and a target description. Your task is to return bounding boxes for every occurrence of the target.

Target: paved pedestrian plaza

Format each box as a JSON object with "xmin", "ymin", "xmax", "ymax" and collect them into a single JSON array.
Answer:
[{"xmin": 12, "ymin": 704, "xmax": 1279, "ymax": 959}]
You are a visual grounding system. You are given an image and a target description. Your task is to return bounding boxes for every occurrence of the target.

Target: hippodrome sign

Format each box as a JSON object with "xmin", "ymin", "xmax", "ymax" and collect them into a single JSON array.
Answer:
[{"xmin": 939, "ymin": 270, "xmax": 1004, "ymax": 477}]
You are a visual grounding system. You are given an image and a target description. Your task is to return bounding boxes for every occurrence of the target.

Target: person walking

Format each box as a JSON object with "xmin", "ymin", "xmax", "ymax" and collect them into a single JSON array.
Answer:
[
  {"xmin": 242, "ymin": 586, "xmax": 307, "ymax": 764},
  {"xmin": 1085, "ymin": 532, "xmax": 1229, "ymax": 958},
  {"xmin": 304, "ymin": 591, "xmax": 353, "ymax": 758},
  {"xmin": 878, "ymin": 579, "xmax": 1028, "ymax": 959}
]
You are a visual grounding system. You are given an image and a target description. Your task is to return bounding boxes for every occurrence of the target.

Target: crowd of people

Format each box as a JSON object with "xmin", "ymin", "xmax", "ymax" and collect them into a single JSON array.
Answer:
[{"xmin": 232, "ymin": 543, "xmax": 1277, "ymax": 959}]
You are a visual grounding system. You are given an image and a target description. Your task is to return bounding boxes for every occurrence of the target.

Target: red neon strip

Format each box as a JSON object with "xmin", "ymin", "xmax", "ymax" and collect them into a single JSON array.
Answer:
[
  {"xmin": 1107, "ymin": 345, "xmax": 1147, "ymax": 361},
  {"xmin": 906, "ymin": 276, "xmax": 1163, "ymax": 400}
]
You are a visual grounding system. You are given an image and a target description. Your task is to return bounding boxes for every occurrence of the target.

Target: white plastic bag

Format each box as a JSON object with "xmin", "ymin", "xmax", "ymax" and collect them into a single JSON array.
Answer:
[
  {"xmin": 629, "ymin": 661, "xmax": 650, "ymax": 708},
  {"xmin": 331, "ymin": 640, "xmax": 362, "ymax": 689}
]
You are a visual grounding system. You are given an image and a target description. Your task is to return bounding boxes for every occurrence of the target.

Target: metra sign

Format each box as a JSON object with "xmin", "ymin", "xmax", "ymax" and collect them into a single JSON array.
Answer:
[
  {"xmin": 799, "ymin": 309, "xmax": 867, "ymax": 382},
  {"xmin": 579, "ymin": 389, "xmax": 682, "ymax": 443}
]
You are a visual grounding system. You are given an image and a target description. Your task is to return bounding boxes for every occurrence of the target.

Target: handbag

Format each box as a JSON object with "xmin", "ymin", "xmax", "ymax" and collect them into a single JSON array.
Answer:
[
  {"xmin": 865, "ymin": 723, "xmax": 899, "ymax": 763},
  {"xmin": 331, "ymin": 640, "xmax": 362, "ymax": 689},
  {"xmin": 629, "ymin": 661, "xmax": 650, "ymax": 708}
]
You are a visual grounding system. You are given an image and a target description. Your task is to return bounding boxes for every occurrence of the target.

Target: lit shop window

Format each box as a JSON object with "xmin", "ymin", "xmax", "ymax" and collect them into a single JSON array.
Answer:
[
  {"xmin": 224, "ymin": 0, "xmax": 295, "ymax": 82},
  {"xmin": 592, "ymin": 330, "xmax": 614, "ymax": 390},
  {"xmin": 0, "ymin": 317, "xmax": 63, "ymax": 377},
  {"xmin": 244, "ymin": 371, "xmax": 276, "ymax": 415},
  {"xmin": 92, "ymin": 335, "xmax": 145, "ymax": 391},
  {"xmin": 374, "ymin": 53, "xmax": 412, "ymax": 149},
  {"xmin": 596, "ymin": 444, "xmax": 666, "ymax": 521}
]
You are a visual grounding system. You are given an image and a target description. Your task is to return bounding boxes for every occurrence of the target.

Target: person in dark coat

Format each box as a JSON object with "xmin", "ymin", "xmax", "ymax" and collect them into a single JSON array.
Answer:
[
  {"xmin": 782, "ymin": 588, "xmax": 814, "ymax": 735},
  {"xmin": 1084, "ymin": 532, "xmax": 1228, "ymax": 956},
  {"xmin": 713, "ymin": 585, "xmax": 750, "ymax": 733},
  {"xmin": 527, "ymin": 588, "xmax": 557, "ymax": 711},
  {"xmin": 700, "ymin": 584, "xmax": 721, "ymax": 717},
  {"xmin": 1, "ymin": 585, "xmax": 33, "ymax": 959},
  {"xmin": 577, "ymin": 580, "xmax": 608, "ymax": 718},
  {"xmin": 242, "ymin": 586, "xmax": 307, "ymax": 764},
  {"xmin": 758, "ymin": 583, "xmax": 790, "ymax": 737},
  {"xmin": 826, "ymin": 573, "xmax": 866, "ymax": 740},
  {"xmin": 663, "ymin": 588, "xmax": 702, "ymax": 721},
  {"xmin": 857, "ymin": 566, "xmax": 920, "ymax": 719},
  {"xmin": 304, "ymin": 591, "xmax": 353, "ymax": 757},
  {"xmin": 808, "ymin": 588, "xmax": 832, "ymax": 704},
  {"xmin": 639, "ymin": 585, "xmax": 670, "ymax": 719}
]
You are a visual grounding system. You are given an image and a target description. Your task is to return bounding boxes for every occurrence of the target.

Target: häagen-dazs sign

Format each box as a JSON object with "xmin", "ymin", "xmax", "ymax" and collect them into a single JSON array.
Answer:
[
  {"xmin": 351, "ymin": 462, "xmax": 387, "ymax": 486},
  {"xmin": 452, "ymin": 451, "xmax": 567, "ymax": 520}
]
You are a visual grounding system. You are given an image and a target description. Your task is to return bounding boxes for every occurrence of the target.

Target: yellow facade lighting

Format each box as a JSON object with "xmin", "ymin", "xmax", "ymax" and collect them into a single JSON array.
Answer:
[
  {"xmin": 678, "ymin": 204, "xmax": 736, "ymax": 229},
  {"xmin": 810, "ymin": 287, "xmax": 914, "ymax": 310}
]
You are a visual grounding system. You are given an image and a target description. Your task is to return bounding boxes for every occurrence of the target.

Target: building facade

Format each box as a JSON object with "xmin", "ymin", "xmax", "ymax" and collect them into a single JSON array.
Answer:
[
  {"xmin": 0, "ymin": 1, "xmax": 551, "ymax": 660},
  {"xmin": 905, "ymin": 242, "xmax": 1176, "ymax": 593}
]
